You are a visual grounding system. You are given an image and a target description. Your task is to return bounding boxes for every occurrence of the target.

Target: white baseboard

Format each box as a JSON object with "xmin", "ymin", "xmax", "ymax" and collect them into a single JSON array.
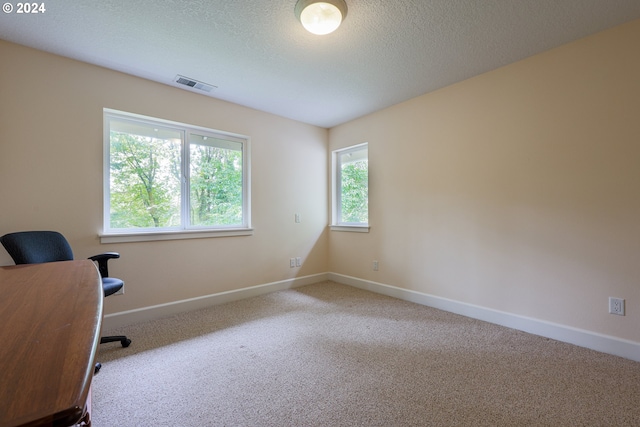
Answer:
[
  {"xmin": 103, "ymin": 273, "xmax": 330, "ymax": 330},
  {"xmin": 329, "ymin": 273, "xmax": 640, "ymax": 363},
  {"xmin": 104, "ymin": 271, "xmax": 640, "ymax": 362}
]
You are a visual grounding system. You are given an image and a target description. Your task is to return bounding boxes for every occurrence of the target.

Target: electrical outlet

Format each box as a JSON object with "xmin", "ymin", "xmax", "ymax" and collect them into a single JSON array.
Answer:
[
  {"xmin": 290, "ymin": 258, "xmax": 295, "ymax": 268},
  {"xmin": 295, "ymin": 213, "xmax": 301, "ymax": 223},
  {"xmin": 373, "ymin": 260, "xmax": 379, "ymax": 271},
  {"xmin": 295, "ymin": 257, "xmax": 302, "ymax": 267},
  {"xmin": 609, "ymin": 297, "xmax": 625, "ymax": 316}
]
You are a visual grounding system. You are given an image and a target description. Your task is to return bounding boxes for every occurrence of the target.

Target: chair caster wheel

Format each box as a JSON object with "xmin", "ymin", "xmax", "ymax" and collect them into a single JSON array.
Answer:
[
  {"xmin": 121, "ymin": 338, "xmax": 132, "ymax": 348},
  {"xmin": 95, "ymin": 363, "xmax": 102, "ymax": 374}
]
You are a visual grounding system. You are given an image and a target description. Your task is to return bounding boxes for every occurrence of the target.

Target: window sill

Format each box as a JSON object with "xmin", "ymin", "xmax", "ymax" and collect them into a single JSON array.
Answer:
[
  {"xmin": 329, "ymin": 225, "xmax": 370, "ymax": 233},
  {"xmin": 100, "ymin": 228, "xmax": 254, "ymax": 244}
]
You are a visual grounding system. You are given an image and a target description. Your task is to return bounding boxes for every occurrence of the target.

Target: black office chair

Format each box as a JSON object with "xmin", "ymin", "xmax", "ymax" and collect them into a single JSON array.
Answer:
[{"xmin": 0, "ymin": 231, "xmax": 132, "ymax": 351}]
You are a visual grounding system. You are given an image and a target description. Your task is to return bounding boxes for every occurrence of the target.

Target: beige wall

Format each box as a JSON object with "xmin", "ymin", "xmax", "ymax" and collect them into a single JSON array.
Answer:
[
  {"xmin": 329, "ymin": 19, "xmax": 640, "ymax": 342},
  {"xmin": 2, "ymin": 19, "xmax": 639, "ymax": 346},
  {"xmin": 0, "ymin": 40, "xmax": 329, "ymax": 315}
]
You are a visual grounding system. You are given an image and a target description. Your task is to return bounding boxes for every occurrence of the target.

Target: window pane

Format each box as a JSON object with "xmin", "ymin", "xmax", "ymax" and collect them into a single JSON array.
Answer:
[
  {"xmin": 109, "ymin": 121, "xmax": 182, "ymax": 229},
  {"xmin": 104, "ymin": 110, "xmax": 251, "ymax": 237},
  {"xmin": 339, "ymin": 146, "xmax": 368, "ymax": 224},
  {"xmin": 189, "ymin": 134, "xmax": 243, "ymax": 227}
]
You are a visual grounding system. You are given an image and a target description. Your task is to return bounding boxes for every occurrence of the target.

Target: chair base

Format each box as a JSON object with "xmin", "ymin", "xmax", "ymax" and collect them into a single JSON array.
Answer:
[
  {"xmin": 95, "ymin": 336, "xmax": 131, "ymax": 375},
  {"xmin": 101, "ymin": 335, "xmax": 131, "ymax": 347}
]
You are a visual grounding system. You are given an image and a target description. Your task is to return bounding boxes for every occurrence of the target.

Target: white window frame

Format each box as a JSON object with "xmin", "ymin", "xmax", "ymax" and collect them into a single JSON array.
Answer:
[
  {"xmin": 331, "ymin": 142, "xmax": 369, "ymax": 233},
  {"xmin": 101, "ymin": 109, "xmax": 252, "ymax": 243}
]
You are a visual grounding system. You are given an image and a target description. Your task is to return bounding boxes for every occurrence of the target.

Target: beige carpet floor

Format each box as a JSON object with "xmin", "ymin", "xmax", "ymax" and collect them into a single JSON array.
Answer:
[{"xmin": 92, "ymin": 281, "xmax": 640, "ymax": 426}]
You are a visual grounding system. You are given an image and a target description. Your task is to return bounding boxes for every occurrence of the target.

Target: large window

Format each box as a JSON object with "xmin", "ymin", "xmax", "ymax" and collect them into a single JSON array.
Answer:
[
  {"xmin": 331, "ymin": 143, "xmax": 369, "ymax": 232},
  {"xmin": 102, "ymin": 109, "xmax": 251, "ymax": 242}
]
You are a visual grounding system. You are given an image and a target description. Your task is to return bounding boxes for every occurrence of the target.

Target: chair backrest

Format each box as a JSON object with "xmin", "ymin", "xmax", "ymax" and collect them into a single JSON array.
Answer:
[{"xmin": 0, "ymin": 231, "xmax": 74, "ymax": 264}]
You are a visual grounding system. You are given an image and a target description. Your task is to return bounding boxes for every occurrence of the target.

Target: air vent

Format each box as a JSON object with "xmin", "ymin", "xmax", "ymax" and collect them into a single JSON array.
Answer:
[{"xmin": 174, "ymin": 75, "xmax": 217, "ymax": 93}]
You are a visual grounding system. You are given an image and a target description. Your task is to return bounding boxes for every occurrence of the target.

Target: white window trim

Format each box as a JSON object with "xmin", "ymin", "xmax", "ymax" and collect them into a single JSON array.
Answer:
[
  {"xmin": 329, "ymin": 224, "xmax": 370, "ymax": 233},
  {"xmin": 331, "ymin": 142, "xmax": 369, "ymax": 233},
  {"xmin": 99, "ymin": 228, "xmax": 253, "ymax": 244},
  {"xmin": 102, "ymin": 109, "xmax": 252, "ymax": 243}
]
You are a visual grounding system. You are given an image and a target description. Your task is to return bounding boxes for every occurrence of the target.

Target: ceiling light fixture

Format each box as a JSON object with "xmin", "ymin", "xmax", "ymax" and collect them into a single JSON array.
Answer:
[{"xmin": 295, "ymin": 0, "xmax": 347, "ymax": 35}]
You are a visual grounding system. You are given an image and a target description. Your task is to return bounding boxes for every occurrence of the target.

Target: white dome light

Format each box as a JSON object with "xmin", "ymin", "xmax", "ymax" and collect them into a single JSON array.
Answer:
[{"xmin": 295, "ymin": 0, "xmax": 348, "ymax": 36}]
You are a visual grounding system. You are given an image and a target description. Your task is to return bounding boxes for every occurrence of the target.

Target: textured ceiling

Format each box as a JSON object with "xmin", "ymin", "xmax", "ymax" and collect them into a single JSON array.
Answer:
[{"xmin": 1, "ymin": 1, "xmax": 640, "ymax": 128}]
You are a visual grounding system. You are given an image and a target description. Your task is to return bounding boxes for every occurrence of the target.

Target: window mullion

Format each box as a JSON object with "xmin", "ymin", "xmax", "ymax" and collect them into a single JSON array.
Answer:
[
  {"xmin": 182, "ymin": 130, "xmax": 190, "ymax": 229},
  {"xmin": 335, "ymin": 156, "xmax": 343, "ymax": 224}
]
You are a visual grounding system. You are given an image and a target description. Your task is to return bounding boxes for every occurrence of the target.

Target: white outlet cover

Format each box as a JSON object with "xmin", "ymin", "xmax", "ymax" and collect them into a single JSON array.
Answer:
[{"xmin": 609, "ymin": 297, "xmax": 625, "ymax": 316}]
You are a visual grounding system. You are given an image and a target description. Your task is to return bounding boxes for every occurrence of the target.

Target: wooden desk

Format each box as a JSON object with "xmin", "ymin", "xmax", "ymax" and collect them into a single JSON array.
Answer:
[{"xmin": 0, "ymin": 260, "xmax": 103, "ymax": 427}]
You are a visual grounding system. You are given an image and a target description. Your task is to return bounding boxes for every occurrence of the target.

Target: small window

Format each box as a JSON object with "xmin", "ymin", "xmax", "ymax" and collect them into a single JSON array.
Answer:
[
  {"xmin": 331, "ymin": 143, "xmax": 369, "ymax": 232},
  {"xmin": 102, "ymin": 109, "xmax": 251, "ymax": 242}
]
